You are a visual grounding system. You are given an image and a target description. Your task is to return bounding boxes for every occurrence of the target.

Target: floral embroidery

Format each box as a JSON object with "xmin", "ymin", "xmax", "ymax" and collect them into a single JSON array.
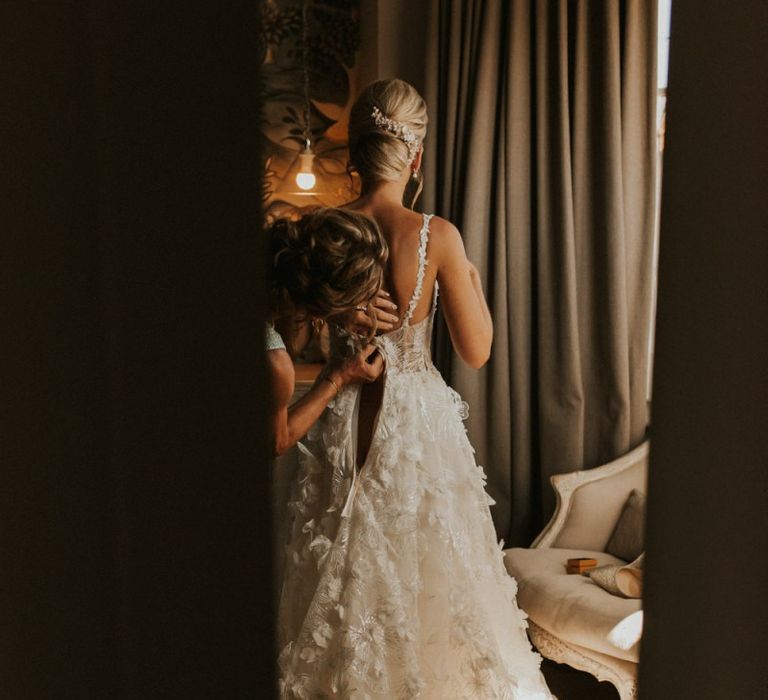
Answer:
[{"xmin": 401, "ymin": 214, "xmax": 433, "ymax": 327}]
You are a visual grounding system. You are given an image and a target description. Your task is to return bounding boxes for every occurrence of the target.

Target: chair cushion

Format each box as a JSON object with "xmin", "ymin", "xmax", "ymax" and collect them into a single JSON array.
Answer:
[{"xmin": 504, "ymin": 547, "xmax": 642, "ymax": 662}]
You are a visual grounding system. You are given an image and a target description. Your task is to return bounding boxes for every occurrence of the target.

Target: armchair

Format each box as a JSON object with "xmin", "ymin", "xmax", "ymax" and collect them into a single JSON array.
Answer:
[{"xmin": 504, "ymin": 441, "xmax": 649, "ymax": 699}]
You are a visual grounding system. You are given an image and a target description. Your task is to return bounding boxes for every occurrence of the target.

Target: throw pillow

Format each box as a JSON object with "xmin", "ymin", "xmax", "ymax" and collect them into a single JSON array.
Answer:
[{"xmin": 606, "ymin": 489, "xmax": 645, "ymax": 562}]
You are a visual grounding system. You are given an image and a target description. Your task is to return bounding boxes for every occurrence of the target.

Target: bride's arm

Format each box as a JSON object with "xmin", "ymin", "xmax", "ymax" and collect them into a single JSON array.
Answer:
[{"xmin": 432, "ymin": 218, "xmax": 493, "ymax": 369}]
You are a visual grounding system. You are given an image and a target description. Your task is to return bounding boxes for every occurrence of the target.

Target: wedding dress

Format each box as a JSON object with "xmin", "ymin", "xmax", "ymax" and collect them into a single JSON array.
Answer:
[{"xmin": 277, "ymin": 214, "xmax": 553, "ymax": 699}]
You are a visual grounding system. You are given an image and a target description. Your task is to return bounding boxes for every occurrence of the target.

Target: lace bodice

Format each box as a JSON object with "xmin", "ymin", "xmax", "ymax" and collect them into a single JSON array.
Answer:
[
  {"xmin": 375, "ymin": 306, "xmax": 436, "ymax": 374},
  {"xmin": 333, "ymin": 213, "xmax": 438, "ymax": 375}
]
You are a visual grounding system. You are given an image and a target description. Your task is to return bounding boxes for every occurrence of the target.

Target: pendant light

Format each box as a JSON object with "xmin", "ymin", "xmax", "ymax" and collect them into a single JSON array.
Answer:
[
  {"xmin": 294, "ymin": 140, "xmax": 316, "ymax": 191},
  {"xmin": 274, "ymin": 0, "xmax": 324, "ymax": 198}
]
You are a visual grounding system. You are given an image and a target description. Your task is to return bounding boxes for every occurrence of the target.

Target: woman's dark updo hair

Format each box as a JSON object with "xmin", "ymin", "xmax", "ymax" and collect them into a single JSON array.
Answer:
[{"xmin": 268, "ymin": 208, "xmax": 388, "ymax": 334}]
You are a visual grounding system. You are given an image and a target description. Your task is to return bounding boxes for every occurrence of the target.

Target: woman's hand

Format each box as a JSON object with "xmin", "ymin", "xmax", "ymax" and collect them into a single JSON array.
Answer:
[
  {"xmin": 269, "ymin": 343, "xmax": 385, "ymax": 457},
  {"xmin": 330, "ymin": 344, "xmax": 385, "ymax": 388},
  {"xmin": 337, "ymin": 291, "xmax": 399, "ymax": 334}
]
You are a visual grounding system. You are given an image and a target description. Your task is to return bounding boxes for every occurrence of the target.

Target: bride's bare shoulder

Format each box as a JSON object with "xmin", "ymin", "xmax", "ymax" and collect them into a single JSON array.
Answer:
[
  {"xmin": 427, "ymin": 215, "xmax": 460, "ymax": 237},
  {"xmin": 426, "ymin": 215, "xmax": 465, "ymax": 261}
]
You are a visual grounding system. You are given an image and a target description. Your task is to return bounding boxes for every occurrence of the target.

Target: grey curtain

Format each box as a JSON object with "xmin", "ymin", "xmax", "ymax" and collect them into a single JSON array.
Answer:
[{"xmin": 423, "ymin": 0, "xmax": 657, "ymax": 544}]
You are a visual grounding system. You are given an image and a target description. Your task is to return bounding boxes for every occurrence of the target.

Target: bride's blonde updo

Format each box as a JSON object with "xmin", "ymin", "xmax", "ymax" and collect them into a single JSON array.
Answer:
[
  {"xmin": 268, "ymin": 208, "xmax": 388, "ymax": 329},
  {"xmin": 348, "ymin": 79, "xmax": 428, "ymax": 185}
]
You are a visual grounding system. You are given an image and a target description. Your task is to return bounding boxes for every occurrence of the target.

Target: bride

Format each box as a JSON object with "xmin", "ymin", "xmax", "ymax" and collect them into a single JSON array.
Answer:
[{"xmin": 277, "ymin": 79, "xmax": 553, "ymax": 699}]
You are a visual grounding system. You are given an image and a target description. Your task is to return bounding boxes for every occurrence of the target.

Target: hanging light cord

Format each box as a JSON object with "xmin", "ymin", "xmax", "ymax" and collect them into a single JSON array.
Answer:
[{"xmin": 301, "ymin": 0, "xmax": 311, "ymax": 149}]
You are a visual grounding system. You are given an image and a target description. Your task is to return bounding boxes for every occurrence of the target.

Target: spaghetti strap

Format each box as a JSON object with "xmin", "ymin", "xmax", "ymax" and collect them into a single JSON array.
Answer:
[{"xmin": 401, "ymin": 213, "xmax": 434, "ymax": 327}]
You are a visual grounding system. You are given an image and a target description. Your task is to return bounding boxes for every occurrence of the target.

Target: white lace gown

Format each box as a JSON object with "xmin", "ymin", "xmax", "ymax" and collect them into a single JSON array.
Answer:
[{"xmin": 277, "ymin": 214, "xmax": 554, "ymax": 699}]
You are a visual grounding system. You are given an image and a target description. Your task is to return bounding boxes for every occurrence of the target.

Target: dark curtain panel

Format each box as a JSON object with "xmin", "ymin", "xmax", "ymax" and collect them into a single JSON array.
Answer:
[
  {"xmin": 423, "ymin": 0, "xmax": 657, "ymax": 544},
  {"xmin": 1, "ymin": 3, "xmax": 274, "ymax": 696},
  {"xmin": 640, "ymin": 2, "xmax": 768, "ymax": 697}
]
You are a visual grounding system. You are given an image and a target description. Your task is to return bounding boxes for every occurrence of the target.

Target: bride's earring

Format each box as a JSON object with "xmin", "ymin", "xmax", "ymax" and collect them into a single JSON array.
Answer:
[{"xmin": 410, "ymin": 169, "xmax": 424, "ymax": 210}]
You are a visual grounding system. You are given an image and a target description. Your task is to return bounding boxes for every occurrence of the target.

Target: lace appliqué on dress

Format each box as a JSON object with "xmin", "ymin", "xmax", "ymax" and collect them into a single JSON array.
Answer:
[{"xmin": 401, "ymin": 213, "xmax": 434, "ymax": 327}]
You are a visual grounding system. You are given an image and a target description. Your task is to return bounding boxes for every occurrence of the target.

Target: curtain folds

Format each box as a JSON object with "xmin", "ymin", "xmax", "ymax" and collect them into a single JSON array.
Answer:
[{"xmin": 423, "ymin": 0, "xmax": 657, "ymax": 544}]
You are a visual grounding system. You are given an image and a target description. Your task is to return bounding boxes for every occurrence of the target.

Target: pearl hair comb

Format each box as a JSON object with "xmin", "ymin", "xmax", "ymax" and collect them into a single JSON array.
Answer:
[{"xmin": 371, "ymin": 106, "xmax": 421, "ymax": 163}]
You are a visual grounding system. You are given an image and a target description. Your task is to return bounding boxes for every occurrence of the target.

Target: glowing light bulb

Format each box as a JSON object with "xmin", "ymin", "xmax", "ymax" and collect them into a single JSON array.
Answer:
[
  {"xmin": 293, "ymin": 146, "xmax": 317, "ymax": 193},
  {"xmin": 295, "ymin": 171, "xmax": 316, "ymax": 190}
]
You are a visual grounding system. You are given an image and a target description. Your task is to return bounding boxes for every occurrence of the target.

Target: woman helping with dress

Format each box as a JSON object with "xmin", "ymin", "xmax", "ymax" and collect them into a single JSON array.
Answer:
[
  {"xmin": 267, "ymin": 207, "xmax": 398, "ymax": 457},
  {"xmin": 277, "ymin": 80, "xmax": 553, "ymax": 699}
]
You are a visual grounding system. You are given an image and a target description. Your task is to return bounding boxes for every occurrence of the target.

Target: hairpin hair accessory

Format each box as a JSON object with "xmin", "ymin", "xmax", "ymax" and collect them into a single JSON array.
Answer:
[{"xmin": 371, "ymin": 106, "xmax": 421, "ymax": 163}]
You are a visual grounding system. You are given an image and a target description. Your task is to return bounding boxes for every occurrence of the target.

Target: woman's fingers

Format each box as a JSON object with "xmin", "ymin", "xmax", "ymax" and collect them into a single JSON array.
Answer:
[
  {"xmin": 367, "ymin": 352, "xmax": 385, "ymax": 379},
  {"xmin": 353, "ymin": 310, "xmax": 374, "ymax": 329},
  {"xmin": 374, "ymin": 292, "xmax": 398, "ymax": 312},
  {"xmin": 372, "ymin": 291, "xmax": 399, "ymax": 326},
  {"xmin": 334, "ymin": 292, "xmax": 399, "ymax": 334},
  {"xmin": 373, "ymin": 307, "xmax": 399, "ymax": 327},
  {"xmin": 375, "ymin": 290, "xmax": 398, "ymax": 311},
  {"xmin": 337, "ymin": 345, "xmax": 385, "ymax": 385},
  {"xmin": 360, "ymin": 343, "xmax": 379, "ymax": 361},
  {"xmin": 352, "ymin": 309, "xmax": 397, "ymax": 332}
]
